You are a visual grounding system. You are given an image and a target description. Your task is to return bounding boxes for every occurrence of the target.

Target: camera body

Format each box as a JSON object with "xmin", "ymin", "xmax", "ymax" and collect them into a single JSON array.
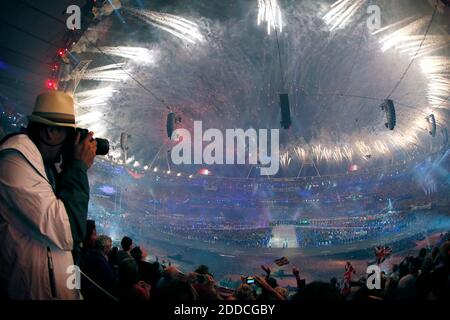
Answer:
[
  {"xmin": 76, "ymin": 128, "xmax": 109, "ymax": 155},
  {"xmin": 245, "ymin": 276, "xmax": 255, "ymax": 285}
]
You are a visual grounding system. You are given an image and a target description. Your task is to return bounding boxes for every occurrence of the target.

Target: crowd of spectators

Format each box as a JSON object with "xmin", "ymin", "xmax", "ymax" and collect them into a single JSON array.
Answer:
[
  {"xmin": 79, "ymin": 222, "xmax": 450, "ymax": 301},
  {"xmin": 90, "ymin": 158, "xmax": 450, "ymax": 222},
  {"xmin": 119, "ymin": 209, "xmax": 415, "ymax": 249},
  {"xmin": 295, "ymin": 212, "xmax": 415, "ymax": 247}
]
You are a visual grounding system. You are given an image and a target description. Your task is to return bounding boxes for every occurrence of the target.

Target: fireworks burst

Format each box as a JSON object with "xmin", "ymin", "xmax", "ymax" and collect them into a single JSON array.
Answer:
[
  {"xmin": 373, "ymin": 141, "xmax": 390, "ymax": 155},
  {"xmin": 125, "ymin": 7, "xmax": 204, "ymax": 44},
  {"xmin": 280, "ymin": 151, "xmax": 292, "ymax": 168},
  {"xmin": 95, "ymin": 46, "xmax": 157, "ymax": 63},
  {"xmin": 378, "ymin": 16, "xmax": 429, "ymax": 52},
  {"xmin": 323, "ymin": 0, "xmax": 366, "ymax": 32},
  {"xmin": 309, "ymin": 145, "xmax": 354, "ymax": 163},
  {"xmin": 355, "ymin": 141, "xmax": 372, "ymax": 160},
  {"xmin": 294, "ymin": 147, "xmax": 308, "ymax": 162},
  {"xmin": 391, "ymin": 35, "xmax": 449, "ymax": 58},
  {"xmin": 371, "ymin": 16, "xmax": 416, "ymax": 36},
  {"xmin": 257, "ymin": 0, "xmax": 283, "ymax": 35},
  {"xmin": 82, "ymin": 63, "xmax": 129, "ymax": 82},
  {"xmin": 75, "ymin": 87, "xmax": 119, "ymax": 108},
  {"xmin": 420, "ymin": 56, "xmax": 450, "ymax": 109},
  {"xmin": 376, "ymin": 15, "xmax": 448, "ymax": 57}
]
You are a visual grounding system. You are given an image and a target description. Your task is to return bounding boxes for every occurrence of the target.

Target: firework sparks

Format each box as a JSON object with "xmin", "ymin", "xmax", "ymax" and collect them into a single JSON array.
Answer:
[
  {"xmin": 323, "ymin": 0, "xmax": 366, "ymax": 32},
  {"xmin": 420, "ymin": 56, "xmax": 450, "ymax": 109},
  {"xmin": 378, "ymin": 16, "xmax": 428, "ymax": 51},
  {"xmin": 75, "ymin": 87, "xmax": 119, "ymax": 108},
  {"xmin": 371, "ymin": 16, "xmax": 416, "ymax": 36},
  {"xmin": 257, "ymin": 0, "xmax": 283, "ymax": 35},
  {"xmin": 376, "ymin": 15, "xmax": 447, "ymax": 56},
  {"xmin": 373, "ymin": 140, "xmax": 390, "ymax": 155},
  {"xmin": 393, "ymin": 35, "xmax": 449, "ymax": 58},
  {"xmin": 280, "ymin": 151, "xmax": 292, "ymax": 168},
  {"xmin": 125, "ymin": 7, "xmax": 204, "ymax": 44},
  {"xmin": 82, "ymin": 63, "xmax": 129, "ymax": 82},
  {"xmin": 290, "ymin": 137, "xmax": 409, "ymax": 165},
  {"xmin": 96, "ymin": 46, "xmax": 157, "ymax": 63},
  {"xmin": 355, "ymin": 141, "xmax": 372, "ymax": 160},
  {"xmin": 294, "ymin": 147, "xmax": 308, "ymax": 162},
  {"xmin": 308, "ymin": 145, "xmax": 353, "ymax": 163},
  {"xmin": 341, "ymin": 145, "xmax": 353, "ymax": 162}
]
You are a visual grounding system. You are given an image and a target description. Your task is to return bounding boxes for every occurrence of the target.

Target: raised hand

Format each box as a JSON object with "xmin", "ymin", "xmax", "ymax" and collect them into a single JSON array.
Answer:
[
  {"xmin": 260, "ymin": 265, "xmax": 271, "ymax": 276},
  {"xmin": 73, "ymin": 131, "xmax": 97, "ymax": 168}
]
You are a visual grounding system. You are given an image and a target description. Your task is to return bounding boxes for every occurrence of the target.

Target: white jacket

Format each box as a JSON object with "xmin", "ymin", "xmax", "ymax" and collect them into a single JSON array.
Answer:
[{"xmin": 0, "ymin": 134, "xmax": 81, "ymax": 299}]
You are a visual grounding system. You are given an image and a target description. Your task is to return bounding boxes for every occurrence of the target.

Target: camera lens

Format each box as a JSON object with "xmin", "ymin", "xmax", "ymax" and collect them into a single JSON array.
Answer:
[
  {"xmin": 95, "ymin": 138, "xmax": 109, "ymax": 155},
  {"xmin": 75, "ymin": 128, "xmax": 109, "ymax": 155}
]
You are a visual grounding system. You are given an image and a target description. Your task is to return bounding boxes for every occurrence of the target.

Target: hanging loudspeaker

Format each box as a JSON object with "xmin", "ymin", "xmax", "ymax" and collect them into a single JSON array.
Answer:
[{"xmin": 381, "ymin": 99, "xmax": 396, "ymax": 130}]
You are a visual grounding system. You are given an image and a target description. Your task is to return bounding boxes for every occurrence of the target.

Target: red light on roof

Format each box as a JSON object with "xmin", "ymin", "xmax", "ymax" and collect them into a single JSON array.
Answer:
[
  {"xmin": 46, "ymin": 79, "xmax": 57, "ymax": 90},
  {"xmin": 57, "ymin": 49, "xmax": 66, "ymax": 57}
]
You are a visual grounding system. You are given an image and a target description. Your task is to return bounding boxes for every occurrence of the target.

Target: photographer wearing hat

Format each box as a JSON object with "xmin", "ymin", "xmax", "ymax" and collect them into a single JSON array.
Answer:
[{"xmin": 0, "ymin": 91, "xmax": 97, "ymax": 299}]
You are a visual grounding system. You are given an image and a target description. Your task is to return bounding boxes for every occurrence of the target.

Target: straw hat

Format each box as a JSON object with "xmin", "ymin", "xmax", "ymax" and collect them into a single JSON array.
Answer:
[{"xmin": 28, "ymin": 91, "xmax": 76, "ymax": 128}]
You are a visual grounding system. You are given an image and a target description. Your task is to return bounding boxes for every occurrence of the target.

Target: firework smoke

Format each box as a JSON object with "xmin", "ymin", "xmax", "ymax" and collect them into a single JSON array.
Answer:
[{"xmin": 420, "ymin": 56, "xmax": 450, "ymax": 109}]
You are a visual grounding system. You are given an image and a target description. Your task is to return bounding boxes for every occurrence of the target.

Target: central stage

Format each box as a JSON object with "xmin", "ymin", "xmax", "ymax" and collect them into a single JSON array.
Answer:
[{"xmin": 268, "ymin": 225, "xmax": 299, "ymax": 248}]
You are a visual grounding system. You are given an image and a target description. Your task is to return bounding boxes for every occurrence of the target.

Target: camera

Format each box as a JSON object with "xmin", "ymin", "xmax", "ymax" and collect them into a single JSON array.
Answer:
[
  {"xmin": 245, "ymin": 276, "xmax": 255, "ymax": 285},
  {"xmin": 76, "ymin": 128, "xmax": 109, "ymax": 155}
]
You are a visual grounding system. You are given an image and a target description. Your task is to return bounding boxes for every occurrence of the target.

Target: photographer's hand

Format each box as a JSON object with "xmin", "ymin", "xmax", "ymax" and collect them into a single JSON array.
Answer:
[{"xmin": 73, "ymin": 131, "xmax": 97, "ymax": 168}]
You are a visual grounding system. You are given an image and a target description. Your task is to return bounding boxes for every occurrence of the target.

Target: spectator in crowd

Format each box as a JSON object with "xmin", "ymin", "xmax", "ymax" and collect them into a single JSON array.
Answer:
[
  {"xmin": 130, "ymin": 246, "xmax": 162, "ymax": 288},
  {"xmin": 117, "ymin": 236, "xmax": 133, "ymax": 264},
  {"xmin": 108, "ymin": 246, "xmax": 119, "ymax": 267},
  {"xmin": 115, "ymin": 236, "xmax": 139, "ymax": 296},
  {"xmin": 232, "ymin": 284, "xmax": 255, "ymax": 300},
  {"xmin": 152, "ymin": 266, "xmax": 198, "ymax": 300},
  {"xmin": 189, "ymin": 272, "xmax": 222, "ymax": 300},
  {"xmin": 0, "ymin": 91, "xmax": 96, "ymax": 300},
  {"xmin": 82, "ymin": 220, "xmax": 97, "ymax": 253},
  {"xmin": 259, "ymin": 265, "xmax": 282, "ymax": 300},
  {"xmin": 397, "ymin": 257, "xmax": 421, "ymax": 300},
  {"xmin": 390, "ymin": 264, "xmax": 400, "ymax": 282},
  {"xmin": 329, "ymin": 277, "xmax": 340, "ymax": 294},
  {"xmin": 195, "ymin": 265, "xmax": 212, "ymax": 277},
  {"xmin": 81, "ymin": 235, "xmax": 117, "ymax": 300},
  {"xmin": 426, "ymin": 241, "xmax": 450, "ymax": 300},
  {"xmin": 343, "ymin": 261, "xmax": 356, "ymax": 287},
  {"xmin": 417, "ymin": 248, "xmax": 428, "ymax": 267},
  {"xmin": 421, "ymin": 248, "xmax": 435, "ymax": 275},
  {"xmin": 80, "ymin": 220, "xmax": 97, "ymax": 280}
]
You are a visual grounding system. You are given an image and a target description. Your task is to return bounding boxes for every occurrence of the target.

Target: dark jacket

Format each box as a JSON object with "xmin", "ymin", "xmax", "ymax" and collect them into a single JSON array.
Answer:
[{"xmin": 81, "ymin": 249, "xmax": 118, "ymax": 300}]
